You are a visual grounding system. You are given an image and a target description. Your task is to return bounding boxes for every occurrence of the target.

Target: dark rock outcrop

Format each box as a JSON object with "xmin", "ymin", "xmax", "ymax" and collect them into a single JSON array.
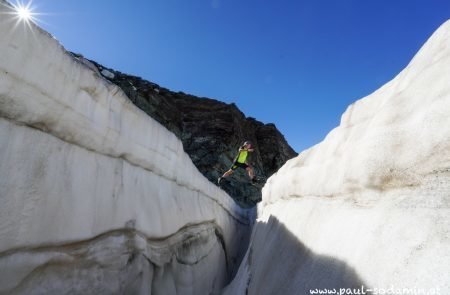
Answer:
[{"xmin": 72, "ymin": 54, "xmax": 297, "ymax": 207}]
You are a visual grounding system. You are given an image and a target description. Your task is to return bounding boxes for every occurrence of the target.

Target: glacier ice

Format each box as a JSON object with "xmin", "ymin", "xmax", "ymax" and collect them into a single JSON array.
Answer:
[
  {"xmin": 101, "ymin": 69, "xmax": 115, "ymax": 79},
  {"xmin": 0, "ymin": 1, "xmax": 251, "ymax": 294},
  {"xmin": 225, "ymin": 20, "xmax": 450, "ymax": 294}
]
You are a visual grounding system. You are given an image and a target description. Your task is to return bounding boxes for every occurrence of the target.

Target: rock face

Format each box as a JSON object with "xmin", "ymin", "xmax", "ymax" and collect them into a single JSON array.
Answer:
[
  {"xmin": 70, "ymin": 56, "xmax": 297, "ymax": 208},
  {"xmin": 0, "ymin": 1, "xmax": 251, "ymax": 293},
  {"xmin": 225, "ymin": 20, "xmax": 450, "ymax": 294}
]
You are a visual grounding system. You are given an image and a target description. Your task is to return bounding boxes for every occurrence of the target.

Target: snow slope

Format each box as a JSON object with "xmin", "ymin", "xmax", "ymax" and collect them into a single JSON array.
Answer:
[
  {"xmin": 225, "ymin": 20, "xmax": 450, "ymax": 294},
  {"xmin": 0, "ymin": 1, "xmax": 251, "ymax": 294}
]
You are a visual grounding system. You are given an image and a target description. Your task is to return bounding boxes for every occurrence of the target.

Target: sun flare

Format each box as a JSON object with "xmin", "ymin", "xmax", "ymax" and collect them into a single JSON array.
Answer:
[
  {"xmin": 9, "ymin": 1, "xmax": 39, "ymax": 24},
  {"xmin": 17, "ymin": 5, "xmax": 32, "ymax": 20}
]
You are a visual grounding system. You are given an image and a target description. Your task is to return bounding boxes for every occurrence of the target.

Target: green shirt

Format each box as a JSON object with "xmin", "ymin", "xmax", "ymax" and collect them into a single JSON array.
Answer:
[{"xmin": 236, "ymin": 150, "xmax": 248, "ymax": 163}]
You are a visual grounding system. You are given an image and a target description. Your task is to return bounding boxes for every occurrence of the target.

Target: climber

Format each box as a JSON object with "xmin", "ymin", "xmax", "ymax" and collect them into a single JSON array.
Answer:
[{"xmin": 218, "ymin": 141, "xmax": 256, "ymax": 184}]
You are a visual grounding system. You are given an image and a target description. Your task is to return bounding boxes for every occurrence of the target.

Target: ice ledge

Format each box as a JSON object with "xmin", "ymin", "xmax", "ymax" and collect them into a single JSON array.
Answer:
[
  {"xmin": 0, "ymin": 222, "xmax": 230, "ymax": 294},
  {"xmin": 260, "ymin": 19, "xmax": 450, "ymax": 208},
  {"xmin": 0, "ymin": 0, "xmax": 251, "ymax": 265},
  {"xmin": 0, "ymin": 2, "xmax": 247, "ymax": 221}
]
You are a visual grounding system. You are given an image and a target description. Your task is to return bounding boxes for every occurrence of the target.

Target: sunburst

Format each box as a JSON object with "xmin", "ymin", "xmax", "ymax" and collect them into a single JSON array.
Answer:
[
  {"xmin": 0, "ymin": 0, "xmax": 50, "ymax": 36},
  {"xmin": 11, "ymin": 1, "xmax": 39, "ymax": 25},
  {"xmin": 16, "ymin": 4, "xmax": 32, "ymax": 21}
]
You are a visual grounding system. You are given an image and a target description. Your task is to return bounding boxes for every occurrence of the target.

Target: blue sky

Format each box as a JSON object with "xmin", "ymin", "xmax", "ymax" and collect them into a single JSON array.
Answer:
[{"xmin": 29, "ymin": 0, "xmax": 450, "ymax": 152}]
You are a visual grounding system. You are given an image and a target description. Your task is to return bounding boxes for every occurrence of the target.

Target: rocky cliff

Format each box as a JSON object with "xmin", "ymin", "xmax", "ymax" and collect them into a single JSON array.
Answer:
[
  {"xmin": 225, "ymin": 20, "xmax": 450, "ymax": 294},
  {"xmin": 0, "ymin": 1, "xmax": 252, "ymax": 293},
  {"xmin": 70, "ymin": 55, "xmax": 297, "ymax": 208}
]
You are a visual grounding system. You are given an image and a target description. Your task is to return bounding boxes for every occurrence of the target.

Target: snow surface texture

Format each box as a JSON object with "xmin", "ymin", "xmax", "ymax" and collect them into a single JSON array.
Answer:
[
  {"xmin": 225, "ymin": 20, "xmax": 450, "ymax": 294},
  {"xmin": 0, "ymin": 1, "xmax": 251, "ymax": 294}
]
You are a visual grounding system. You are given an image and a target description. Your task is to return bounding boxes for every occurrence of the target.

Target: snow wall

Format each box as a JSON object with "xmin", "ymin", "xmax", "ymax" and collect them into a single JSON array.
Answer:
[
  {"xmin": 0, "ymin": 2, "xmax": 252, "ymax": 294},
  {"xmin": 225, "ymin": 20, "xmax": 450, "ymax": 294}
]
